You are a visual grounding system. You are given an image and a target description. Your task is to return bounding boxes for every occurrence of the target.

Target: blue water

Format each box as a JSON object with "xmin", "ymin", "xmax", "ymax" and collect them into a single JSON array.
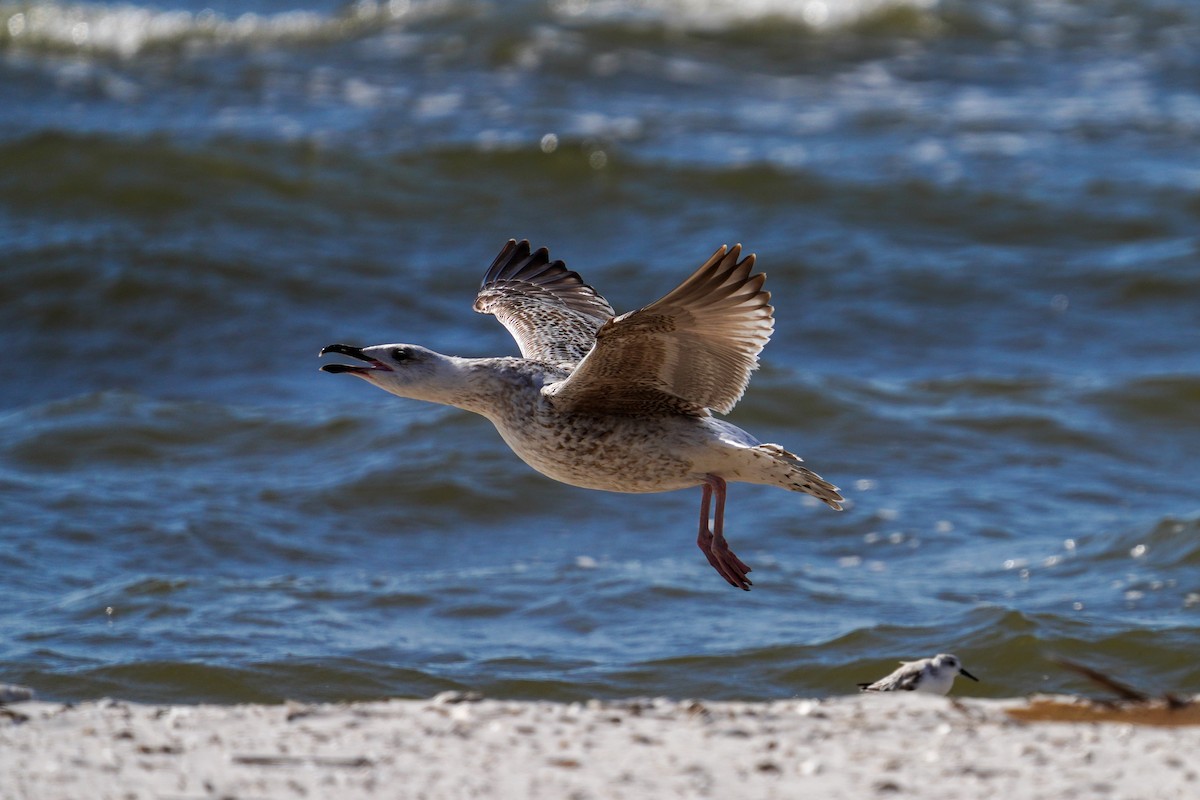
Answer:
[{"xmin": 2, "ymin": 0, "xmax": 1198, "ymax": 704}]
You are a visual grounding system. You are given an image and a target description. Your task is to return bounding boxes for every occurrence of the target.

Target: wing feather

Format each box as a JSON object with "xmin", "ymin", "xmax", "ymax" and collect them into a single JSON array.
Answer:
[
  {"xmin": 545, "ymin": 244, "xmax": 773, "ymax": 416},
  {"xmin": 473, "ymin": 240, "xmax": 615, "ymax": 366}
]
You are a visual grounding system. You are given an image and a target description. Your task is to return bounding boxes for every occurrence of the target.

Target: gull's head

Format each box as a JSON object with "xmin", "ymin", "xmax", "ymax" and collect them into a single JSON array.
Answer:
[
  {"xmin": 320, "ymin": 343, "xmax": 457, "ymax": 403},
  {"xmin": 931, "ymin": 653, "xmax": 979, "ymax": 683}
]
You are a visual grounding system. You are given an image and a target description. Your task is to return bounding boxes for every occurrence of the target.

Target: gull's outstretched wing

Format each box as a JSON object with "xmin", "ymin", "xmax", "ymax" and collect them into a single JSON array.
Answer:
[
  {"xmin": 473, "ymin": 239, "xmax": 615, "ymax": 367},
  {"xmin": 544, "ymin": 244, "xmax": 772, "ymax": 417}
]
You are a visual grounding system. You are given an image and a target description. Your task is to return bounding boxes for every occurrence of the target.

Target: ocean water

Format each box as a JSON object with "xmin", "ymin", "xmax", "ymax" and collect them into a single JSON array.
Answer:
[{"xmin": 2, "ymin": 0, "xmax": 1198, "ymax": 704}]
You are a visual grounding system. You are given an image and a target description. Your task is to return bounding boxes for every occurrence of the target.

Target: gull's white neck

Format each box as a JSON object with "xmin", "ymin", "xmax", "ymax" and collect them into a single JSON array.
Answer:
[{"xmin": 374, "ymin": 354, "xmax": 551, "ymax": 420}]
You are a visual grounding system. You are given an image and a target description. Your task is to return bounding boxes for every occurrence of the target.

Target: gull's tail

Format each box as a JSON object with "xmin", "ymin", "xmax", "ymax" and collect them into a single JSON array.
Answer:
[{"xmin": 743, "ymin": 443, "xmax": 844, "ymax": 510}]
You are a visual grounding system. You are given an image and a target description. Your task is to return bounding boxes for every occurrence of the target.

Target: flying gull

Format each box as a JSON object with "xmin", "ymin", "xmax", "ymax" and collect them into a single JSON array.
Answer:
[
  {"xmin": 320, "ymin": 240, "xmax": 843, "ymax": 589},
  {"xmin": 857, "ymin": 654, "xmax": 980, "ymax": 695}
]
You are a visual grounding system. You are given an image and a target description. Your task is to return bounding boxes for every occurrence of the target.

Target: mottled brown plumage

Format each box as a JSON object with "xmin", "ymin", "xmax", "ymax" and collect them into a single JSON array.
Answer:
[
  {"xmin": 473, "ymin": 240, "xmax": 614, "ymax": 366},
  {"xmin": 476, "ymin": 240, "xmax": 771, "ymax": 417},
  {"xmin": 321, "ymin": 239, "xmax": 842, "ymax": 590}
]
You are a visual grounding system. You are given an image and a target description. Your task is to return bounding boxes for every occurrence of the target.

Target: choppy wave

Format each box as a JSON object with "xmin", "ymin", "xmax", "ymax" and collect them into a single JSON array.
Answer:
[
  {"xmin": 3, "ymin": 131, "xmax": 1193, "ymax": 246},
  {"xmin": 551, "ymin": 0, "xmax": 940, "ymax": 32},
  {"xmin": 3, "ymin": 385, "xmax": 1198, "ymax": 704},
  {"xmin": 0, "ymin": 0, "xmax": 437, "ymax": 58},
  {"xmin": 0, "ymin": 0, "xmax": 944, "ymax": 60},
  {"xmin": 4, "ymin": 0, "xmax": 1198, "ymax": 61},
  {"xmin": 13, "ymin": 599, "xmax": 1200, "ymax": 703},
  {"xmin": 1090, "ymin": 375, "xmax": 1200, "ymax": 428}
]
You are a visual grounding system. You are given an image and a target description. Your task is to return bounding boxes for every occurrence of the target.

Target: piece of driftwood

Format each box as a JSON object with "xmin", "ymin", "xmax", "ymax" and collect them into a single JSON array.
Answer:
[{"xmin": 1006, "ymin": 658, "xmax": 1198, "ymax": 727}]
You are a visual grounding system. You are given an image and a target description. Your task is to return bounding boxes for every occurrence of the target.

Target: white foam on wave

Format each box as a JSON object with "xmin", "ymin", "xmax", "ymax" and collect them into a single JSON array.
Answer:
[
  {"xmin": 0, "ymin": 0, "xmax": 432, "ymax": 58},
  {"xmin": 552, "ymin": 0, "xmax": 938, "ymax": 31}
]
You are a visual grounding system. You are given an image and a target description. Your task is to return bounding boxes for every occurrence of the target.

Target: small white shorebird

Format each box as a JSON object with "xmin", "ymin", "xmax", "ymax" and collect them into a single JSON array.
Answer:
[
  {"xmin": 857, "ymin": 654, "xmax": 980, "ymax": 695},
  {"xmin": 320, "ymin": 240, "xmax": 842, "ymax": 590}
]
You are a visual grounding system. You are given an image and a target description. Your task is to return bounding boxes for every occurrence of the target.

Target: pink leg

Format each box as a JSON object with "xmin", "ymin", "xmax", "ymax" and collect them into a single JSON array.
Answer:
[{"xmin": 696, "ymin": 474, "xmax": 752, "ymax": 590}]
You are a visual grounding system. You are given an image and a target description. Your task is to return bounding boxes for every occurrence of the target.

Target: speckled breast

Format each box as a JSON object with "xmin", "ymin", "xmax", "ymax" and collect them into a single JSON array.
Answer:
[{"xmin": 490, "ymin": 407, "xmax": 707, "ymax": 494}]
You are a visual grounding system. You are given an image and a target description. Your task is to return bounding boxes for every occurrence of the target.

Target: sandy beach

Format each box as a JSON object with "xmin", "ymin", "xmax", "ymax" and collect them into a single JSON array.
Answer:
[{"xmin": 3, "ymin": 693, "xmax": 1196, "ymax": 799}]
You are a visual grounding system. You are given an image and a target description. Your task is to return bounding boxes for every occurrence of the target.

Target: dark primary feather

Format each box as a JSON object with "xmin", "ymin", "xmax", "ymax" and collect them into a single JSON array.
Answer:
[{"xmin": 473, "ymin": 240, "xmax": 615, "ymax": 366}]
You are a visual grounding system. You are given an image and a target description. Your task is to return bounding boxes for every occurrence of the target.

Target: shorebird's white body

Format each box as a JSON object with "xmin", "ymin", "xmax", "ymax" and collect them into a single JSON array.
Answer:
[
  {"xmin": 322, "ymin": 240, "xmax": 842, "ymax": 589},
  {"xmin": 858, "ymin": 654, "xmax": 980, "ymax": 695}
]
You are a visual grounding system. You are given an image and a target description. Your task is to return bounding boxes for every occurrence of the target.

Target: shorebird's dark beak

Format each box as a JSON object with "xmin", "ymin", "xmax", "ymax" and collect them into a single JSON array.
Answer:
[
  {"xmin": 320, "ymin": 343, "xmax": 374, "ymax": 374},
  {"xmin": 960, "ymin": 668, "xmax": 980, "ymax": 682}
]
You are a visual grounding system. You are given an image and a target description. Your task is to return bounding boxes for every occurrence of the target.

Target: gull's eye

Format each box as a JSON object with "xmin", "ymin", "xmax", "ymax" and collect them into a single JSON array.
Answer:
[{"xmin": 391, "ymin": 347, "xmax": 412, "ymax": 362}]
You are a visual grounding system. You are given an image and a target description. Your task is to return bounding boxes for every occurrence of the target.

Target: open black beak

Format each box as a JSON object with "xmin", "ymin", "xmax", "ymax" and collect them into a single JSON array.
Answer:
[
  {"xmin": 960, "ymin": 668, "xmax": 980, "ymax": 682},
  {"xmin": 320, "ymin": 343, "xmax": 383, "ymax": 374}
]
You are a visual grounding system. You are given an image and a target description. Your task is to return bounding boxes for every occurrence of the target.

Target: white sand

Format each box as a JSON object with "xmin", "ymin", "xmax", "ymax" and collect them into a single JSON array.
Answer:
[{"xmin": 2, "ymin": 693, "xmax": 1197, "ymax": 799}]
